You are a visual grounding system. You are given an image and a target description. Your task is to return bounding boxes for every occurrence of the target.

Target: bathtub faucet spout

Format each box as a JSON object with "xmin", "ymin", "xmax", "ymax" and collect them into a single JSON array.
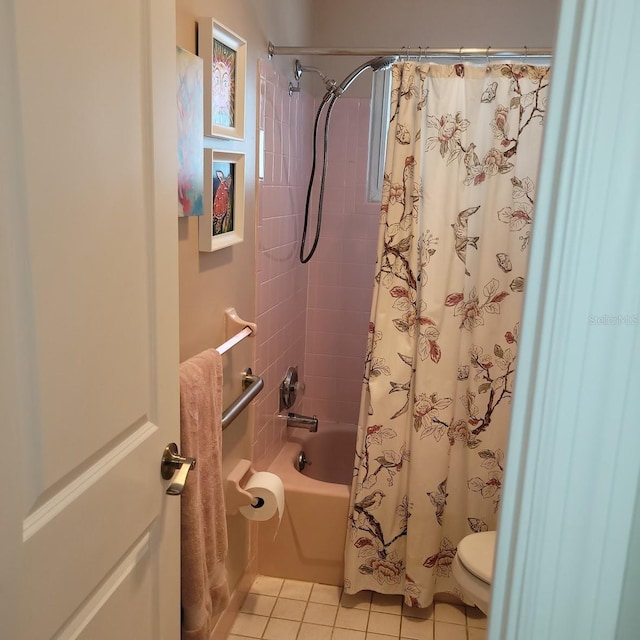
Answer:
[{"xmin": 284, "ymin": 412, "xmax": 318, "ymax": 432}]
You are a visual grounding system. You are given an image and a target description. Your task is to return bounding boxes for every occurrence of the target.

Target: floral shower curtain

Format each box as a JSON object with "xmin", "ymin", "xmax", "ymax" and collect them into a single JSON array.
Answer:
[{"xmin": 344, "ymin": 61, "xmax": 550, "ymax": 606}]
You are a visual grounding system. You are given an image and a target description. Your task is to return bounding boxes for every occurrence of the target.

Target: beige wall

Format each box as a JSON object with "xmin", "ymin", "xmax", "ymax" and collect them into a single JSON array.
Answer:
[
  {"xmin": 177, "ymin": 0, "xmax": 312, "ymax": 363},
  {"xmin": 280, "ymin": 0, "xmax": 561, "ymax": 97}
]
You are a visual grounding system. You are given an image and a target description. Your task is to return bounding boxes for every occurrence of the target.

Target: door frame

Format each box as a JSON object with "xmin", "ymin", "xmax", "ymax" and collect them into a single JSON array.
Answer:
[{"xmin": 490, "ymin": 0, "xmax": 640, "ymax": 638}]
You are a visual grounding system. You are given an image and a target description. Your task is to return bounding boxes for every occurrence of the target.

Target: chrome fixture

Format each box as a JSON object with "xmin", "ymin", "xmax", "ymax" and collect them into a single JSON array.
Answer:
[
  {"xmin": 161, "ymin": 443, "xmax": 196, "ymax": 495},
  {"xmin": 278, "ymin": 366, "xmax": 318, "ymax": 431},
  {"xmin": 279, "ymin": 365, "xmax": 301, "ymax": 411},
  {"xmin": 268, "ymin": 42, "xmax": 553, "ymax": 59},
  {"xmin": 285, "ymin": 413, "xmax": 319, "ymax": 432},
  {"xmin": 297, "ymin": 451, "xmax": 309, "ymax": 472},
  {"xmin": 294, "ymin": 59, "xmax": 338, "ymax": 93},
  {"xmin": 333, "ymin": 56, "xmax": 396, "ymax": 96},
  {"xmin": 299, "ymin": 56, "xmax": 396, "ymax": 263},
  {"xmin": 222, "ymin": 368, "xmax": 264, "ymax": 430}
]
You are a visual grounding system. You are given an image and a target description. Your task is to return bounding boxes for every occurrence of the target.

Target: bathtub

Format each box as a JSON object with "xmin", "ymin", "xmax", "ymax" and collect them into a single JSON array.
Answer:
[{"xmin": 258, "ymin": 422, "xmax": 357, "ymax": 586}]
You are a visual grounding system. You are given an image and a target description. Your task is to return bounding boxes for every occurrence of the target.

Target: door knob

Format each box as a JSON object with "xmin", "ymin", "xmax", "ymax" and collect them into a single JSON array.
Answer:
[{"xmin": 161, "ymin": 443, "xmax": 196, "ymax": 495}]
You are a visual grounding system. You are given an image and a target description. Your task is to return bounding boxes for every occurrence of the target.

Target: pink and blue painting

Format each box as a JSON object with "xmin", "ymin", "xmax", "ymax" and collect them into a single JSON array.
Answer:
[{"xmin": 176, "ymin": 46, "xmax": 204, "ymax": 217}]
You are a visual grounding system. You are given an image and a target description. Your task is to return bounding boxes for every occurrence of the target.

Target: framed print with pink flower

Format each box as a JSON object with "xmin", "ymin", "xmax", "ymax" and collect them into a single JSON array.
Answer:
[
  {"xmin": 198, "ymin": 149, "xmax": 245, "ymax": 252},
  {"xmin": 197, "ymin": 18, "xmax": 246, "ymax": 140}
]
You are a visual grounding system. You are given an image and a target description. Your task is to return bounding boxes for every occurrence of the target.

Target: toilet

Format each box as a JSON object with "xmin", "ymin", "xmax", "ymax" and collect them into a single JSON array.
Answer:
[{"xmin": 451, "ymin": 530, "xmax": 496, "ymax": 615}]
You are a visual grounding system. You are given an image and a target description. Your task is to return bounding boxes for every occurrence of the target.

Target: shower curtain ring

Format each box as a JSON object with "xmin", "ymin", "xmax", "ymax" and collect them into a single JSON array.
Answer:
[
  {"xmin": 524, "ymin": 45, "xmax": 529, "ymax": 61},
  {"xmin": 418, "ymin": 46, "xmax": 423, "ymax": 62},
  {"xmin": 401, "ymin": 46, "xmax": 407, "ymax": 62},
  {"xmin": 459, "ymin": 46, "xmax": 463, "ymax": 62}
]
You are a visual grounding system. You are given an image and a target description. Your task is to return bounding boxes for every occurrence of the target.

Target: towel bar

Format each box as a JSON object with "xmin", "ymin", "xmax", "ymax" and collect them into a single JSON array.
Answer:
[
  {"xmin": 216, "ymin": 326, "xmax": 253, "ymax": 355},
  {"xmin": 216, "ymin": 308, "xmax": 257, "ymax": 355},
  {"xmin": 222, "ymin": 368, "xmax": 264, "ymax": 430}
]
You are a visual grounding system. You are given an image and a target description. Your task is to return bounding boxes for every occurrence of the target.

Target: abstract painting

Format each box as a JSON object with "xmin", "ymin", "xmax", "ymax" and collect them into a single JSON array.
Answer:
[{"xmin": 176, "ymin": 46, "xmax": 204, "ymax": 217}]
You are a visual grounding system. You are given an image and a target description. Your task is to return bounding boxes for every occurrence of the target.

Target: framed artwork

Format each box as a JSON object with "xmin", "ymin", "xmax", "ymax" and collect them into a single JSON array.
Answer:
[
  {"xmin": 197, "ymin": 18, "xmax": 246, "ymax": 140},
  {"xmin": 199, "ymin": 149, "xmax": 245, "ymax": 252},
  {"xmin": 176, "ymin": 46, "xmax": 204, "ymax": 217}
]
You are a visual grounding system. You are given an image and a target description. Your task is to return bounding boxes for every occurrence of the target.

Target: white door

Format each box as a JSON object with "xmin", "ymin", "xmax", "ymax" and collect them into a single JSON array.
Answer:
[{"xmin": 1, "ymin": 0, "xmax": 181, "ymax": 638}]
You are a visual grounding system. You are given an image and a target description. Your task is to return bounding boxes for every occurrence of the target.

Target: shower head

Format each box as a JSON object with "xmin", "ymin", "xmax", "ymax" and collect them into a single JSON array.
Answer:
[
  {"xmin": 299, "ymin": 54, "xmax": 398, "ymax": 264},
  {"xmin": 335, "ymin": 56, "xmax": 398, "ymax": 95},
  {"xmin": 370, "ymin": 56, "xmax": 398, "ymax": 72}
]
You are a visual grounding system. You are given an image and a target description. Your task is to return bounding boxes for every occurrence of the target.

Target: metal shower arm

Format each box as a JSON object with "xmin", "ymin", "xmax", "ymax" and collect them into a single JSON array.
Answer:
[{"xmin": 294, "ymin": 59, "xmax": 338, "ymax": 92}]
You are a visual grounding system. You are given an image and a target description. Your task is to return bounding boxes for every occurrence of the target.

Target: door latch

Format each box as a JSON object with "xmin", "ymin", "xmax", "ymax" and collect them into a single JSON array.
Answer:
[{"xmin": 161, "ymin": 443, "xmax": 196, "ymax": 495}]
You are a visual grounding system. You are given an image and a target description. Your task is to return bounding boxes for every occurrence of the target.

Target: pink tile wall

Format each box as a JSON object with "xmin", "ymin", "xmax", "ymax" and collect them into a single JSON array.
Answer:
[
  {"xmin": 303, "ymin": 98, "xmax": 380, "ymax": 425},
  {"xmin": 255, "ymin": 62, "xmax": 380, "ymax": 466},
  {"xmin": 254, "ymin": 60, "xmax": 312, "ymax": 468}
]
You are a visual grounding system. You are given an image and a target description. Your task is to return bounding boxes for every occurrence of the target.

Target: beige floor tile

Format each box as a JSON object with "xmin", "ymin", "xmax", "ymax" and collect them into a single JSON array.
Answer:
[
  {"xmin": 263, "ymin": 617, "xmax": 300, "ymax": 640},
  {"xmin": 366, "ymin": 634, "xmax": 400, "ymax": 640},
  {"xmin": 239, "ymin": 593, "xmax": 277, "ymax": 616},
  {"xmin": 280, "ymin": 579, "xmax": 314, "ymax": 601},
  {"xmin": 271, "ymin": 596, "xmax": 308, "ymax": 621},
  {"xmin": 304, "ymin": 601, "xmax": 339, "ymax": 626},
  {"xmin": 332, "ymin": 628, "xmax": 366, "ymax": 640},
  {"xmin": 228, "ymin": 612, "xmax": 269, "ymax": 638},
  {"xmin": 335, "ymin": 606, "xmax": 369, "ymax": 631},
  {"xmin": 367, "ymin": 611, "xmax": 402, "ymax": 636},
  {"xmin": 402, "ymin": 622, "xmax": 435, "ymax": 640},
  {"xmin": 402, "ymin": 602, "xmax": 434, "ymax": 619},
  {"xmin": 434, "ymin": 621, "xmax": 467, "ymax": 640},
  {"xmin": 298, "ymin": 622, "xmax": 334, "ymax": 640},
  {"xmin": 227, "ymin": 636, "xmax": 257, "ymax": 640},
  {"xmin": 468, "ymin": 628, "xmax": 488, "ymax": 640},
  {"xmin": 401, "ymin": 628, "xmax": 435, "ymax": 640},
  {"xmin": 340, "ymin": 591, "xmax": 373, "ymax": 610},
  {"xmin": 401, "ymin": 615, "xmax": 434, "ymax": 639},
  {"xmin": 434, "ymin": 602, "xmax": 467, "ymax": 625},
  {"xmin": 465, "ymin": 606, "xmax": 488, "ymax": 629},
  {"xmin": 249, "ymin": 575, "xmax": 283, "ymax": 597},
  {"xmin": 370, "ymin": 592, "xmax": 404, "ymax": 615},
  {"xmin": 311, "ymin": 583, "xmax": 343, "ymax": 605}
]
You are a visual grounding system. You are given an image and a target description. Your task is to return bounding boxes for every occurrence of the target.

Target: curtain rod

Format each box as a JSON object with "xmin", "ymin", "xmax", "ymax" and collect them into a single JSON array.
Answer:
[{"xmin": 268, "ymin": 43, "xmax": 552, "ymax": 58}]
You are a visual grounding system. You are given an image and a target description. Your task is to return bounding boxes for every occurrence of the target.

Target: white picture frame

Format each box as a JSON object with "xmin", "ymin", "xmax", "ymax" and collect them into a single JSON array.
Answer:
[
  {"xmin": 198, "ymin": 149, "xmax": 245, "ymax": 252},
  {"xmin": 197, "ymin": 18, "xmax": 246, "ymax": 140}
]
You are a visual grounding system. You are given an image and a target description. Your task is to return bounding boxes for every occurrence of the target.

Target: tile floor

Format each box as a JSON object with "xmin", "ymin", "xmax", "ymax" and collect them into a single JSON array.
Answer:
[{"xmin": 228, "ymin": 576, "xmax": 487, "ymax": 640}]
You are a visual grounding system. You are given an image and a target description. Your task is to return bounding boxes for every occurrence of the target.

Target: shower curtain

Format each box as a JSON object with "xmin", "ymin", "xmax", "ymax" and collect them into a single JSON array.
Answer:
[{"xmin": 344, "ymin": 61, "xmax": 550, "ymax": 606}]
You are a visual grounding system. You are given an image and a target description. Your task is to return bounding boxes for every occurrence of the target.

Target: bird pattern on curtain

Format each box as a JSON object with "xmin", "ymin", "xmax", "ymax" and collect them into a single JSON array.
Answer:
[{"xmin": 344, "ymin": 61, "xmax": 550, "ymax": 607}]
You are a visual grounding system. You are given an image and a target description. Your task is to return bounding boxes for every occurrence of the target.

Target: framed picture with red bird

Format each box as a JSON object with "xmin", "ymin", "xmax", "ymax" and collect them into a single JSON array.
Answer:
[
  {"xmin": 199, "ymin": 149, "xmax": 245, "ymax": 252},
  {"xmin": 197, "ymin": 18, "xmax": 246, "ymax": 140}
]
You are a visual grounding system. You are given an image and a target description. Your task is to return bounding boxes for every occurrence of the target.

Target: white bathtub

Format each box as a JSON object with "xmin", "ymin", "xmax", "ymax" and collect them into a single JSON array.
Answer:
[{"xmin": 258, "ymin": 422, "xmax": 357, "ymax": 585}]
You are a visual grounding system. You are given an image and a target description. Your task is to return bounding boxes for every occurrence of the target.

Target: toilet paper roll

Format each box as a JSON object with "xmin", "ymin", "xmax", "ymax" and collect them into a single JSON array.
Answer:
[{"xmin": 238, "ymin": 471, "xmax": 285, "ymax": 524}]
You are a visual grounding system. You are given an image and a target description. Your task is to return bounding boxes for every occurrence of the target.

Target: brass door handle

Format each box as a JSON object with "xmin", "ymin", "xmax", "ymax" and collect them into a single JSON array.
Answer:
[{"xmin": 161, "ymin": 443, "xmax": 196, "ymax": 495}]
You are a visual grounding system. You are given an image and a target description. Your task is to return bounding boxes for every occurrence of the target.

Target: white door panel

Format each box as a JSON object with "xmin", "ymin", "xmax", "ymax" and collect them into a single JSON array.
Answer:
[
  {"xmin": 60, "ymin": 533, "xmax": 155, "ymax": 640},
  {"xmin": 2, "ymin": 0, "xmax": 181, "ymax": 637}
]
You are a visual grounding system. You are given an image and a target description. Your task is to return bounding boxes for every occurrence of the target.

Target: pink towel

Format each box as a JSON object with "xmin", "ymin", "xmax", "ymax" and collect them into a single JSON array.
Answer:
[{"xmin": 179, "ymin": 348, "xmax": 229, "ymax": 640}]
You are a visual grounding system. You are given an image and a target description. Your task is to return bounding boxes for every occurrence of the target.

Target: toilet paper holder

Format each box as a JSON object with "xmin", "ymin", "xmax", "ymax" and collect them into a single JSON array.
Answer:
[{"xmin": 226, "ymin": 458, "xmax": 261, "ymax": 514}]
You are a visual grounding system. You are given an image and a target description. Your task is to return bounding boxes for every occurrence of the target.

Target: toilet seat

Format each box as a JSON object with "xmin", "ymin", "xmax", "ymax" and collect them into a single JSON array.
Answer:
[{"xmin": 456, "ymin": 531, "xmax": 496, "ymax": 584}]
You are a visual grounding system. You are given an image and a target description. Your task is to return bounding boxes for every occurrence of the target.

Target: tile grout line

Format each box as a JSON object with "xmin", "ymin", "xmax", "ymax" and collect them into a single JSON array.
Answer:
[{"xmin": 243, "ymin": 577, "xmax": 485, "ymax": 640}]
